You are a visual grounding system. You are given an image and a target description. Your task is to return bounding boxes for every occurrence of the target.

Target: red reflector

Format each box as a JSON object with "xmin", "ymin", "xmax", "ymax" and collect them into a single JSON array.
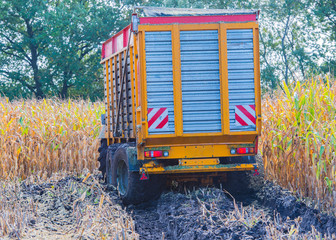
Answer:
[
  {"xmin": 237, "ymin": 148, "xmax": 247, "ymax": 154},
  {"xmin": 140, "ymin": 172, "xmax": 148, "ymax": 180},
  {"xmin": 144, "ymin": 150, "xmax": 162, "ymax": 158}
]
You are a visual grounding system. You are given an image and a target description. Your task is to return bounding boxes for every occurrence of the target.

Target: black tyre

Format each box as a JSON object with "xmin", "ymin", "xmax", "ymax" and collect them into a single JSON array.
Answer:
[
  {"xmin": 98, "ymin": 139, "xmax": 108, "ymax": 178},
  {"xmin": 110, "ymin": 145, "xmax": 164, "ymax": 205},
  {"xmin": 106, "ymin": 145, "xmax": 118, "ymax": 185}
]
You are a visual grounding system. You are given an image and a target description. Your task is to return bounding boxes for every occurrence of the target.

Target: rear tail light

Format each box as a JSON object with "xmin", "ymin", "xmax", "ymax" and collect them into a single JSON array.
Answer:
[
  {"xmin": 232, "ymin": 147, "xmax": 255, "ymax": 155},
  {"xmin": 144, "ymin": 150, "xmax": 162, "ymax": 158},
  {"xmin": 237, "ymin": 148, "xmax": 247, "ymax": 154}
]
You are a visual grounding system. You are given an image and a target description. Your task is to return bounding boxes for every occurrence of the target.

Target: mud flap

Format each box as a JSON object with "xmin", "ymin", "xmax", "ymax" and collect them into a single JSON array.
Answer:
[
  {"xmin": 127, "ymin": 147, "xmax": 140, "ymax": 172},
  {"xmin": 98, "ymin": 125, "xmax": 106, "ymax": 139}
]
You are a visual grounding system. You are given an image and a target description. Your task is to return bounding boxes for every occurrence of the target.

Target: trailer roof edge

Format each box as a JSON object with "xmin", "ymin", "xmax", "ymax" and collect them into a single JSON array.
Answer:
[{"xmin": 135, "ymin": 6, "xmax": 259, "ymax": 17}]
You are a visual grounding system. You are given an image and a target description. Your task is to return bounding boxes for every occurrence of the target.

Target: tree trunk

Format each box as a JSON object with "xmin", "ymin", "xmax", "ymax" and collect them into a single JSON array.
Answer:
[
  {"xmin": 60, "ymin": 71, "xmax": 73, "ymax": 99},
  {"xmin": 60, "ymin": 81, "xmax": 68, "ymax": 99},
  {"xmin": 25, "ymin": 18, "xmax": 45, "ymax": 99},
  {"xmin": 281, "ymin": 14, "xmax": 291, "ymax": 85},
  {"xmin": 31, "ymin": 52, "xmax": 44, "ymax": 99}
]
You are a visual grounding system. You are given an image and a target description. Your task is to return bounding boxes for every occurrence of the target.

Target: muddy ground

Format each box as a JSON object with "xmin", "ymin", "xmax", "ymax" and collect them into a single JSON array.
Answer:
[
  {"xmin": 129, "ymin": 172, "xmax": 336, "ymax": 239},
  {"xmin": 1, "ymin": 172, "xmax": 137, "ymax": 239},
  {"xmin": 2, "ymin": 162, "xmax": 336, "ymax": 239}
]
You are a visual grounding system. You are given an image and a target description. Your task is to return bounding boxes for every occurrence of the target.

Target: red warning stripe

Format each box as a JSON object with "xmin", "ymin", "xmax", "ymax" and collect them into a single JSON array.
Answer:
[
  {"xmin": 236, "ymin": 105, "xmax": 256, "ymax": 125},
  {"xmin": 148, "ymin": 108, "xmax": 166, "ymax": 128},
  {"xmin": 148, "ymin": 108, "xmax": 153, "ymax": 114},
  {"xmin": 155, "ymin": 115, "xmax": 168, "ymax": 129},
  {"xmin": 235, "ymin": 113, "xmax": 248, "ymax": 126}
]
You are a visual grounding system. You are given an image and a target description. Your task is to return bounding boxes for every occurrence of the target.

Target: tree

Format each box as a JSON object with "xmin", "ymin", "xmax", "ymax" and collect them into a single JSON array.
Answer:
[
  {"xmin": 1, "ymin": 0, "xmax": 335, "ymax": 98},
  {"xmin": 258, "ymin": 0, "xmax": 322, "ymax": 87},
  {"xmin": 310, "ymin": 0, "xmax": 336, "ymax": 79},
  {"xmin": 312, "ymin": 0, "xmax": 336, "ymax": 41},
  {"xmin": 45, "ymin": 0, "xmax": 120, "ymax": 99},
  {"xmin": 0, "ymin": 0, "xmax": 50, "ymax": 98},
  {"xmin": 0, "ymin": 0, "xmax": 121, "ymax": 99}
]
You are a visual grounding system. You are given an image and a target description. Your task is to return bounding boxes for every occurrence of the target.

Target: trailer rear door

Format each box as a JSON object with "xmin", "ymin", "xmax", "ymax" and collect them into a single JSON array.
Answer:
[{"xmin": 139, "ymin": 22, "xmax": 261, "ymax": 139}]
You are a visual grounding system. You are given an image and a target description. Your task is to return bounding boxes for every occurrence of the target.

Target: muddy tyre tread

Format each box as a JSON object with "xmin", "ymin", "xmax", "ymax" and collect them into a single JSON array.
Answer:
[
  {"xmin": 106, "ymin": 144, "xmax": 119, "ymax": 185},
  {"xmin": 98, "ymin": 139, "xmax": 108, "ymax": 177},
  {"xmin": 111, "ymin": 144, "xmax": 163, "ymax": 205},
  {"xmin": 122, "ymin": 172, "xmax": 163, "ymax": 205}
]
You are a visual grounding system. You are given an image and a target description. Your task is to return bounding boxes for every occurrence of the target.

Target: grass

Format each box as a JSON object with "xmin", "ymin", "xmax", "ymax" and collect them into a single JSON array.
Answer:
[
  {"xmin": 0, "ymin": 98, "xmax": 103, "ymax": 180},
  {"xmin": 261, "ymin": 77, "xmax": 336, "ymax": 214}
]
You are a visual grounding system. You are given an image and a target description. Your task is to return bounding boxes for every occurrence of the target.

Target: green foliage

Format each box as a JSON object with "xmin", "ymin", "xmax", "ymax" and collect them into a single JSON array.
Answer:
[
  {"xmin": 45, "ymin": 0, "xmax": 120, "ymax": 99},
  {"xmin": 258, "ymin": 0, "xmax": 322, "ymax": 86},
  {"xmin": 0, "ymin": 0, "xmax": 51, "ymax": 98},
  {"xmin": 1, "ymin": 0, "xmax": 336, "ymax": 98},
  {"xmin": 311, "ymin": 0, "xmax": 336, "ymax": 41},
  {"xmin": 261, "ymin": 65, "xmax": 279, "ymax": 92},
  {"xmin": 0, "ymin": 0, "xmax": 119, "ymax": 100},
  {"xmin": 320, "ymin": 60, "xmax": 336, "ymax": 78}
]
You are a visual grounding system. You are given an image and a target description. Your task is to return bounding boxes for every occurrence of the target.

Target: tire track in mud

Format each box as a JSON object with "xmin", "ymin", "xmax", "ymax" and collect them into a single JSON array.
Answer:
[{"xmin": 127, "ymin": 164, "xmax": 336, "ymax": 239}]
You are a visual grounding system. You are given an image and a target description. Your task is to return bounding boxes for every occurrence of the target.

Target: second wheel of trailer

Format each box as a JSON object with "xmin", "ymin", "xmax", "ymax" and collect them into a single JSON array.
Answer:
[{"xmin": 106, "ymin": 144, "xmax": 164, "ymax": 205}]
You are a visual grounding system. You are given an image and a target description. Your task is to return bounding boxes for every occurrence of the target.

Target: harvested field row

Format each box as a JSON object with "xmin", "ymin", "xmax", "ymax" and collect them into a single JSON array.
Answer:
[
  {"xmin": 2, "ymin": 169, "xmax": 336, "ymax": 239},
  {"xmin": 0, "ymin": 171, "xmax": 137, "ymax": 239}
]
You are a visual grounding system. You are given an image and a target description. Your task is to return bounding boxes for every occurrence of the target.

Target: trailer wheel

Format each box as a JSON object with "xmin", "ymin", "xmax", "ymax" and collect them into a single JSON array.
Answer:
[
  {"xmin": 111, "ymin": 146, "xmax": 164, "ymax": 205},
  {"xmin": 98, "ymin": 139, "xmax": 108, "ymax": 178}
]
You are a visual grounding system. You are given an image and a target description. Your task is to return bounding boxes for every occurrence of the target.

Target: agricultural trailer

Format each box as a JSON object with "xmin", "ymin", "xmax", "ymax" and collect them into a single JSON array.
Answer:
[{"xmin": 98, "ymin": 7, "xmax": 262, "ymax": 204}]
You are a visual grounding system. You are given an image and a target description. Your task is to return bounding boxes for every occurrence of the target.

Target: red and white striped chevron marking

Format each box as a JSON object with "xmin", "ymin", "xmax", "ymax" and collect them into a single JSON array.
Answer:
[
  {"xmin": 147, "ymin": 108, "xmax": 168, "ymax": 130},
  {"xmin": 235, "ymin": 105, "xmax": 256, "ymax": 126}
]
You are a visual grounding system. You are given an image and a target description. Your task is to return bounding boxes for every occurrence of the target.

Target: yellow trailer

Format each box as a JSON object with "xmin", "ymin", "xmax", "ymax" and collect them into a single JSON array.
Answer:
[{"xmin": 98, "ymin": 7, "xmax": 261, "ymax": 204}]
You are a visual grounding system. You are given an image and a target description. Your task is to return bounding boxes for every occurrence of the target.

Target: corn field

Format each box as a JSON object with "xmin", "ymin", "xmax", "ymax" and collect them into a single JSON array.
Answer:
[
  {"xmin": 1, "ymin": 79, "xmax": 336, "ymax": 216},
  {"xmin": 0, "ymin": 98, "xmax": 103, "ymax": 180},
  {"xmin": 262, "ymin": 78, "xmax": 336, "ymax": 214}
]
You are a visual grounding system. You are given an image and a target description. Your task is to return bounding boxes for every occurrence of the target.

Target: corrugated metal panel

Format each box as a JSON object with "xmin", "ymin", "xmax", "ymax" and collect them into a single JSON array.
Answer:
[
  {"xmin": 180, "ymin": 30, "xmax": 221, "ymax": 133},
  {"xmin": 145, "ymin": 31, "xmax": 175, "ymax": 134},
  {"xmin": 227, "ymin": 29, "xmax": 256, "ymax": 132}
]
